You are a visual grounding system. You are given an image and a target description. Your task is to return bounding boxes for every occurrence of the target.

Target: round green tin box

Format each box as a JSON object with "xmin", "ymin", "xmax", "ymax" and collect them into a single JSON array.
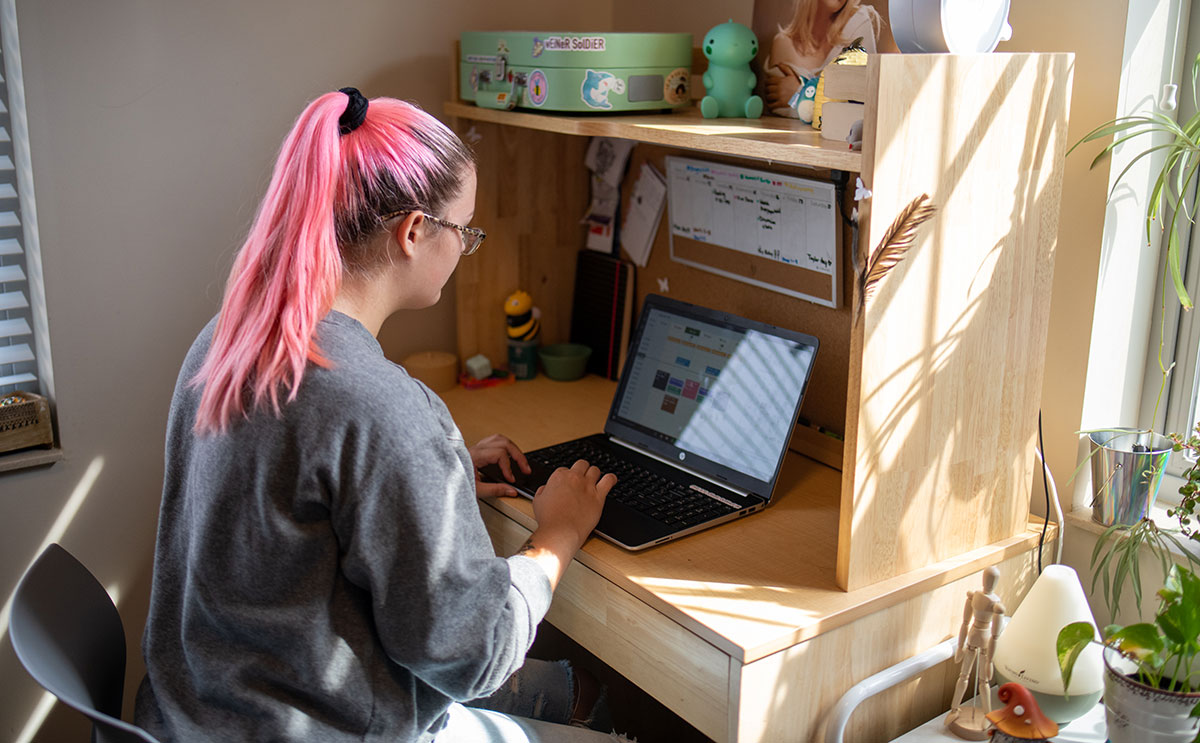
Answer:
[{"xmin": 460, "ymin": 31, "xmax": 693, "ymax": 113}]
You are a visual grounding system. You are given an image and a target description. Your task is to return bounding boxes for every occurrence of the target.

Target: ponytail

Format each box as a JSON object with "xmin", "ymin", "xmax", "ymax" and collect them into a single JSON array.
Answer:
[{"xmin": 192, "ymin": 91, "xmax": 473, "ymax": 434}]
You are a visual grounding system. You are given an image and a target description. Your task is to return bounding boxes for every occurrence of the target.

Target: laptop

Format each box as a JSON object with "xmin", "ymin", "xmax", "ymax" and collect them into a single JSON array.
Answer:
[{"xmin": 481, "ymin": 294, "xmax": 819, "ymax": 550}]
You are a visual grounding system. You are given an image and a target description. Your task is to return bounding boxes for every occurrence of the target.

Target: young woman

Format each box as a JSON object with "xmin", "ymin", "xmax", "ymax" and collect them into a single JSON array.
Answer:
[
  {"xmin": 762, "ymin": 0, "xmax": 884, "ymax": 116},
  {"xmin": 135, "ymin": 88, "xmax": 620, "ymax": 742}
]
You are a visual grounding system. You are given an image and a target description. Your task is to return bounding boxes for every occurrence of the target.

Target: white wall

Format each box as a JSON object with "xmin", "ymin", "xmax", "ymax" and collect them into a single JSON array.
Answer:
[
  {"xmin": 0, "ymin": 1, "xmax": 610, "ymax": 739},
  {"xmin": 610, "ymin": 0, "xmax": 752, "ymax": 36},
  {"xmin": 998, "ymin": 1, "xmax": 1130, "ymax": 517}
]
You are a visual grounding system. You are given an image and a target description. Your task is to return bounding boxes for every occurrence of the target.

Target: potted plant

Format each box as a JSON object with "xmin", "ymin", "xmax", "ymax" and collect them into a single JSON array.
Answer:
[
  {"xmin": 1085, "ymin": 514, "xmax": 1200, "ymax": 622},
  {"xmin": 1079, "ymin": 419, "xmax": 1200, "ymax": 627},
  {"xmin": 1070, "ymin": 52, "xmax": 1200, "ymax": 313},
  {"xmin": 1057, "ymin": 563, "xmax": 1200, "ymax": 743}
]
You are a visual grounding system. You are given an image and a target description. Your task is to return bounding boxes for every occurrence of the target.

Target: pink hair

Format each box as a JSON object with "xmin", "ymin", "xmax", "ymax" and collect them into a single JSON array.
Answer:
[{"xmin": 192, "ymin": 92, "xmax": 472, "ymax": 434}]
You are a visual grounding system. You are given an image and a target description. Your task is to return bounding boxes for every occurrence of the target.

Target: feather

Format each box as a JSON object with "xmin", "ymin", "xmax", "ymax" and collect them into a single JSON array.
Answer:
[{"xmin": 856, "ymin": 194, "xmax": 936, "ymax": 318}]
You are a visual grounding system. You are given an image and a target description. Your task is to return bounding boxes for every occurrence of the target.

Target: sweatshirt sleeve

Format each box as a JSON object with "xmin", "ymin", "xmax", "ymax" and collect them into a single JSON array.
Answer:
[{"xmin": 324, "ymin": 384, "xmax": 553, "ymax": 701}]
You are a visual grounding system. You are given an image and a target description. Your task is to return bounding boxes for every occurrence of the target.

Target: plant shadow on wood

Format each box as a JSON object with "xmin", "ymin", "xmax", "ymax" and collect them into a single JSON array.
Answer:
[{"xmin": 846, "ymin": 53, "xmax": 1070, "ymax": 590}]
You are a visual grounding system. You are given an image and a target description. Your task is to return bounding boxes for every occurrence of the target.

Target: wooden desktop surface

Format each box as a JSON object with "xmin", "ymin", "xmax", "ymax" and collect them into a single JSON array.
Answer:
[{"xmin": 441, "ymin": 375, "xmax": 1048, "ymax": 665}]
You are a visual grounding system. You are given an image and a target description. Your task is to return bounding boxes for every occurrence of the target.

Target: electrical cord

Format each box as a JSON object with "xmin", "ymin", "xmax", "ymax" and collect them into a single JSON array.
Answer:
[
  {"xmin": 1038, "ymin": 411, "xmax": 1049, "ymax": 573},
  {"xmin": 831, "ymin": 170, "xmax": 859, "ymax": 286},
  {"xmin": 1033, "ymin": 411, "xmax": 1064, "ymax": 568},
  {"xmin": 831, "ymin": 169, "xmax": 856, "ymax": 227}
]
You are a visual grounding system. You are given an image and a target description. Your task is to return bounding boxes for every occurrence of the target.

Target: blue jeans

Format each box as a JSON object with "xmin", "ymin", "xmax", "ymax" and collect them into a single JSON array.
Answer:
[{"xmin": 434, "ymin": 659, "xmax": 633, "ymax": 742}]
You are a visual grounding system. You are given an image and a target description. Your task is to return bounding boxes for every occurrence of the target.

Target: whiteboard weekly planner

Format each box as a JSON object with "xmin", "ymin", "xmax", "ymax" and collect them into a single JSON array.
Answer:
[{"xmin": 666, "ymin": 155, "xmax": 840, "ymax": 307}]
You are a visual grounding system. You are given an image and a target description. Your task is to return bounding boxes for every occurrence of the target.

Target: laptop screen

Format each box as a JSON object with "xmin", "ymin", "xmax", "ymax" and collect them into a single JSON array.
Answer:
[{"xmin": 605, "ymin": 295, "xmax": 818, "ymax": 499}]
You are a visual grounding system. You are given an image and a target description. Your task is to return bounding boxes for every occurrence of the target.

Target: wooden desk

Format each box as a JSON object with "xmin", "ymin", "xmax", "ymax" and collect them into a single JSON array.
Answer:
[{"xmin": 442, "ymin": 377, "xmax": 1049, "ymax": 743}]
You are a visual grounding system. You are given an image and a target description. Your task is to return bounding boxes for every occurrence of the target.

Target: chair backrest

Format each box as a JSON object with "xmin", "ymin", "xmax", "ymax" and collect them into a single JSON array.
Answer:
[{"xmin": 9, "ymin": 543, "xmax": 161, "ymax": 743}]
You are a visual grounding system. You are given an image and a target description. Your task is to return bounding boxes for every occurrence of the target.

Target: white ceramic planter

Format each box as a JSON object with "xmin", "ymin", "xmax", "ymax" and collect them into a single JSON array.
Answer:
[{"xmin": 1103, "ymin": 647, "xmax": 1200, "ymax": 743}]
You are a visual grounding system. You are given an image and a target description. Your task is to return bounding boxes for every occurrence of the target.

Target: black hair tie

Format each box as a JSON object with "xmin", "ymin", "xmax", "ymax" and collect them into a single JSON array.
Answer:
[{"xmin": 338, "ymin": 87, "xmax": 368, "ymax": 135}]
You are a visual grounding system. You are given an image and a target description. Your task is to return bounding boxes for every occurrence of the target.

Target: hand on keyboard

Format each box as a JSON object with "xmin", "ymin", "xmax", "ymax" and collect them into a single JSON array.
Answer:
[
  {"xmin": 468, "ymin": 433, "xmax": 531, "ymax": 498},
  {"xmin": 513, "ymin": 459, "xmax": 618, "ymax": 591},
  {"xmin": 532, "ymin": 460, "xmax": 618, "ymax": 548}
]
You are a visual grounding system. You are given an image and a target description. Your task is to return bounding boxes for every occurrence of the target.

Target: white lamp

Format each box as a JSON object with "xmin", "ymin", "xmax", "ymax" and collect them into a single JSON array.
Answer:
[
  {"xmin": 889, "ymin": 0, "xmax": 1014, "ymax": 54},
  {"xmin": 991, "ymin": 565, "xmax": 1104, "ymax": 723}
]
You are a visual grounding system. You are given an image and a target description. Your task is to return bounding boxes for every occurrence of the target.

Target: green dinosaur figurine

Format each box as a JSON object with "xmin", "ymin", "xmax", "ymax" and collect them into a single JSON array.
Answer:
[{"xmin": 700, "ymin": 20, "xmax": 763, "ymax": 119}]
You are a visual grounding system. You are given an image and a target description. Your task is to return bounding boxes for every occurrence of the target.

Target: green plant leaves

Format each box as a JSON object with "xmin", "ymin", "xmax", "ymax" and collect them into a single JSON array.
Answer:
[
  {"xmin": 1169, "ymin": 426, "xmax": 1200, "ymax": 547},
  {"xmin": 1109, "ymin": 622, "xmax": 1165, "ymax": 660},
  {"xmin": 1069, "ymin": 66, "xmax": 1200, "ymax": 311},
  {"xmin": 1169, "ymin": 228, "xmax": 1193, "ymax": 309},
  {"xmin": 1091, "ymin": 520, "xmax": 1151, "ymax": 618},
  {"xmin": 1156, "ymin": 565, "xmax": 1200, "ymax": 654},
  {"xmin": 1088, "ymin": 518, "xmax": 1200, "ymax": 621},
  {"xmin": 1057, "ymin": 621, "xmax": 1096, "ymax": 695},
  {"xmin": 1086, "ymin": 565, "xmax": 1200, "ymax": 694}
]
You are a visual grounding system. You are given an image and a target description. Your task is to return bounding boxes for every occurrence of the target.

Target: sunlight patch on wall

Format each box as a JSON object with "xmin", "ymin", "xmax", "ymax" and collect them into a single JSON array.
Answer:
[{"xmin": 0, "ymin": 455, "xmax": 105, "ymax": 644}]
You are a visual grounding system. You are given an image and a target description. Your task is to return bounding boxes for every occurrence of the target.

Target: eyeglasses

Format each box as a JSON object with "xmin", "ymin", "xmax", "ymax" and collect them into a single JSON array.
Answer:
[{"xmin": 381, "ymin": 211, "xmax": 486, "ymax": 256}]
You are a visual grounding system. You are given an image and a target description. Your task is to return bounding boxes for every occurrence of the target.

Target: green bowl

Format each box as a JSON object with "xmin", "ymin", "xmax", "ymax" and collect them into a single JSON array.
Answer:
[{"xmin": 538, "ymin": 343, "xmax": 592, "ymax": 381}]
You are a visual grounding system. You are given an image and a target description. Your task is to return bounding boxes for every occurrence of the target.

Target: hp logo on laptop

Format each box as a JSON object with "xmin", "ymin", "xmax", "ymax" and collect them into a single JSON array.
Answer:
[{"xmin": 679, "ymin": 452, "xmax": 685, "ymax": 461}]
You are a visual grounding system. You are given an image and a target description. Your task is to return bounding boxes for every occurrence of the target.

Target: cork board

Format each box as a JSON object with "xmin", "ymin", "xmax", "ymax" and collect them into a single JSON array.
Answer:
[
  {"xmin": 618, "ymin": 145, "xmax": 853, "ymax": 436},
  {"xmin": 665, "ymin": 155, "xmax": 841, "ymax": 307}
]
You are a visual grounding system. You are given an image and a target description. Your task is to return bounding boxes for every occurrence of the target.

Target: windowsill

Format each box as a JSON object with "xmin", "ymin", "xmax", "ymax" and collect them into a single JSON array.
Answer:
[
  {"xmin": 1065, "ymin": 506, "xmax": 1199, "ymax": 560},
  {"xmin": 0, "ymin": 446, "xmax": 63, "ymax": 473}
]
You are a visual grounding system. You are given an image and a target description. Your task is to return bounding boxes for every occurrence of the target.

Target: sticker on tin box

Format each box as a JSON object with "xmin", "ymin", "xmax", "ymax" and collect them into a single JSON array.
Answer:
[
  {"xmin": 664, "ymin": 67, "xmax": 690, "ymax": 104},
  {"xmin": 531, "ymin": 37, "xmax": 545, "ymax": 58},
  {"xmin": 581, "ymin": 70, "xmax": 625, "ymax": 110},
  {"xmin": 527, "ymin": 70, "xmax": 549, "ymax": 106}
]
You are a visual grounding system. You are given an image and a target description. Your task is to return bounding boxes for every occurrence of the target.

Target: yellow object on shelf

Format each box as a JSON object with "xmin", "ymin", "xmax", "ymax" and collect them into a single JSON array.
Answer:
[
  {"xmin": 403, "ymin": 351, "xmax": 459, "ymax": 392},
  {"xmin": 813, "ymin": 44, "xmax": 868, "ymax": 130},
  {"xmin": 504, "ymin": 290, "xmax": 540, "ymax": 341}
]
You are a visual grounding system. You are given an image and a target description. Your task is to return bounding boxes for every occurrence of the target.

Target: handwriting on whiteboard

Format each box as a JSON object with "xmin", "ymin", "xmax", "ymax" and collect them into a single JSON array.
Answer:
[{"xmin": 666, "ymin": 157, "xmax": 837, "ymax": 277}]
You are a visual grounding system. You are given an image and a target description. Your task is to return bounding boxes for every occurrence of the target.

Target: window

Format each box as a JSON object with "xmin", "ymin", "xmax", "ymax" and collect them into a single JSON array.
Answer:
[
  {"xmin": 1141, "ymin": 6, "xmax": 1200, "ymax": 502},
  {"xmin": 0, "ymin": 1, "xmax": 54, "ymax": 404}
]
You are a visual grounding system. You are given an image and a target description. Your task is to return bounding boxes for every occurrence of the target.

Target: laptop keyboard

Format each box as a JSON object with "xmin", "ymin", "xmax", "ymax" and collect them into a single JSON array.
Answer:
[{"xmin": 528, "ymin": 439, "xmax": 738, "ymax": 530}]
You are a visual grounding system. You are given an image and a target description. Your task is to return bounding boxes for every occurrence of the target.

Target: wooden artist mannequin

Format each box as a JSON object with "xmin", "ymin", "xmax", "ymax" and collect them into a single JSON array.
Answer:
[{"xmin": 945, "ymin": 566, "xmax": 1005, "ymax": 740}]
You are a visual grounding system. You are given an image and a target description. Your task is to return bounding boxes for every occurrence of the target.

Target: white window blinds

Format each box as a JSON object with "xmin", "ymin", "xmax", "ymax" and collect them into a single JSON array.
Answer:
[{"xmin": 0, "ymin": 1, "xmax": 52, "ymax": 396}]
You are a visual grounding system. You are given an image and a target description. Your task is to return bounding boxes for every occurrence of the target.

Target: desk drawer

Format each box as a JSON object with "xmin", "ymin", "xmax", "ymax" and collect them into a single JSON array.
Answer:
[{"xmin": 480, "ymin": 502, "xmax": 732, "ymax": 742}]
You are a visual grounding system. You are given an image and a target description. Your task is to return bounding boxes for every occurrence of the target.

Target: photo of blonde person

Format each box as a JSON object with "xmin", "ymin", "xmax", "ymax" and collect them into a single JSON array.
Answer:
[{"xmin": 753, "ymin": 0, "xmax": 895, "ymax": 118}]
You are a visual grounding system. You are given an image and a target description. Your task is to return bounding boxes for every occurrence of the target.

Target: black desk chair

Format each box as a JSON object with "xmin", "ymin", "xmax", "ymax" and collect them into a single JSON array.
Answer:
[{"xmin": 9, "ymin": 543, "xmax": 160, "ymax": 743}]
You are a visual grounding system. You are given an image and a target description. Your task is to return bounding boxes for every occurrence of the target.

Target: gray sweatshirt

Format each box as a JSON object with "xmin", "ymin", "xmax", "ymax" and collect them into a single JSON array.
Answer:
[{"xmin": 135, "ymin": 311, "xmax": 552, "ymax": 742}]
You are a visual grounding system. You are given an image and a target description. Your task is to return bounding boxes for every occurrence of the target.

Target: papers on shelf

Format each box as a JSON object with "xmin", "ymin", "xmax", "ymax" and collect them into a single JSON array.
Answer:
[
  {"xmin": 583, "ymin": 137, "xmax": 636, "ymax": 253},
  {"xmin": 620, "ymin": 162, "xmax": 667, "ymax": 267}
]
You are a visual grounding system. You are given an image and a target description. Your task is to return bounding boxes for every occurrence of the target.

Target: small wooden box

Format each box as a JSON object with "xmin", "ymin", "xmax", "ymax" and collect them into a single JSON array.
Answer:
[{"xmin": 0, "ymin": 391, "xmax": 53, "ymax": 453}]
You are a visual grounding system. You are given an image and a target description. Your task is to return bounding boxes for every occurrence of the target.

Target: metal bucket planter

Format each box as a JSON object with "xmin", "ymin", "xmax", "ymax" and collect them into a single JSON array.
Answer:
[
  {"xmin": 1103, "ymin": 646, "xmax": 1200, "ymax": 743},
  {"xmin": 1088, "ymin": 429, "xmax": 1172, "ymax": 526}
]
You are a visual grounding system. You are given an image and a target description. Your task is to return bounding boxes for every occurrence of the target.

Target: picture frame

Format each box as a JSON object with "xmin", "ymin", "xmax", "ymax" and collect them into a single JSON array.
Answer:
[{"xmin": 750, "ymin": 0, "xmax": 896, "ymax": 119}]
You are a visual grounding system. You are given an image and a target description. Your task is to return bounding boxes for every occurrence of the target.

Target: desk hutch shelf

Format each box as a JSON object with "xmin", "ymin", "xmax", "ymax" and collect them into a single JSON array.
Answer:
[
  {"xmin": 442, "ymin": 101, "xmax": 863, "ymax": 172},
  {"xmin": 442, "ymin": 51, "xmax": 1072, "ymax": 742}
]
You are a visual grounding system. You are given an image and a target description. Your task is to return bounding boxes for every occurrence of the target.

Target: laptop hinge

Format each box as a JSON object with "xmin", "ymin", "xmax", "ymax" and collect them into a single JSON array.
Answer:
[{"xmin": 607, "ymin": 436, "xmax": 761, "ymax": 502}]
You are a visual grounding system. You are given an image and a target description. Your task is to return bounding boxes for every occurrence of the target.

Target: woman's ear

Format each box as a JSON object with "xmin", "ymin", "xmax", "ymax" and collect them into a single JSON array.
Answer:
[{"xmin": 393, "ymin": 211, "xmax": 425, "ymax": 259}]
